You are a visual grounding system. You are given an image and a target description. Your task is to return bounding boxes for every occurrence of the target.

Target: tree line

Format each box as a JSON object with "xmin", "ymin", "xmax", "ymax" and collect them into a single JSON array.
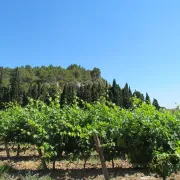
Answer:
[{"xmin": 0, "ymin": 64, "xmax": 160, "ymax": 109}]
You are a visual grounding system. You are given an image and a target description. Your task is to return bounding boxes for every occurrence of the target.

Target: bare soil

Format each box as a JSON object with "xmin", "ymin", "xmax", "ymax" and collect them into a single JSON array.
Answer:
[{"xmin": 0, "ymin": 145, "xmax": 180, "ymax": 180}]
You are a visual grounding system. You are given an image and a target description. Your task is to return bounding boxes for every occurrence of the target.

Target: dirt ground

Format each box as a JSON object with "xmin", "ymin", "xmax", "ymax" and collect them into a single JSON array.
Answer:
[{"xmin": 0, "ymin": 145, "xmax": 180, "ymax": 180}]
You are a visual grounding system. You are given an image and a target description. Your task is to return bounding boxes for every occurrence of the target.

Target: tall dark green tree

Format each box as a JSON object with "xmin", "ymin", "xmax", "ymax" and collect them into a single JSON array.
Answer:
[
  {"xmin": 122, "ymin": 83, "xmax": 132, "ymax": 109},
  {"xmin": 109, "ymin": 79, "xmax": 123, "ymax": 107},
  {"xmin": 145, "ymin": 93, "xmax": 151, "ymax": 104},
  {"xmin": 129, "ymin": 87, "xmax": 133, "ymax": 98},
  {"xmin": 81, "ymin": 84, "xmax": 92, "ymax": 102},
  {"xmin": 0, "ymin": 67, "xmax": 4, "ymax": 109},
  {"xmin": 9, "ymin": 68, "xmax": 22, "ymax": 103},
  {"xmin": 22, "ymin": 91, "xmax": 29, "ymax": 106},
  {"xmin": 91, "ymin": 83, "xmax": 100, "ymax": 102},
  {"xmin": 27, "ymin": 83, "xmax": 40, "ymax": 101},
  {"xmin": 133, "ymin": 90, "xmax": 144, "ymax": 101},
  {"xmin": 39, "ymin": 84, "xmax": 49, "ymax": 102},
  {"xmin": 49, "ymin": 84, "xmax": 59, "ymax": 100},
  {"xmin": 152, "ymin": 98, "xmax": 160, "ymax": 110},
  {"xmin": 31, "ymin": 84, "xmax": 39, "ymax": 100},
  {"xmin": 104, "ymin": 80, "xmax": 109, "ymax": 102},
  {"xmin": 0, "ymin": 67, "xmax": 10, "ymax": 106},
  {"xmin": 0, "ymin": 67, "xmax": 3, "ymax": 101},
  {"xmin": 60, "ymin": 84, "xmax": 75, "ymax": 106}
]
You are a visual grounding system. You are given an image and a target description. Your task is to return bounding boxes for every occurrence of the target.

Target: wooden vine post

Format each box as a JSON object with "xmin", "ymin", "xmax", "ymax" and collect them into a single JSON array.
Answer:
[
  {"xmin": 4, "ymin": 142, "xmax": 10, "ymax": 159},
  {"xmin": 93, "ymin": 134, "xmax": 110, "ymax": 180}
]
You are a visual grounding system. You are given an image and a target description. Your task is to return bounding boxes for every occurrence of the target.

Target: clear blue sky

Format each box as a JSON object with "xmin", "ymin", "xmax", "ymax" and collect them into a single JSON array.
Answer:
[{"xmin": 0, "ymin": 0, "xmax": 180, "ymax": 108}]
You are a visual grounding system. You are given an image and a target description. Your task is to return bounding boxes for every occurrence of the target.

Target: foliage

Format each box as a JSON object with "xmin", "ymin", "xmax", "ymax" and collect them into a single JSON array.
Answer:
[
  {"xmin": 0, "ymin": 64, "xmax": 158, "ymax": 110},
  {"xmin": 0, "ymin": 96, "xmax": 178, "ymax": 178},
  {"xmin": 149, "ymin": 151, "xmax": 180, "ymax": 180},
  {"xmin": 0, "ymin": 65, "xmax": 103, "ymax": 108}
]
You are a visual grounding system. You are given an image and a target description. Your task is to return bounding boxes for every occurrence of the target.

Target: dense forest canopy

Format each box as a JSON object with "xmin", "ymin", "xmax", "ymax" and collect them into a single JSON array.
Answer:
[{"xmin": 0, "ymin": 64, "xmax": 160, "ymax": 109}]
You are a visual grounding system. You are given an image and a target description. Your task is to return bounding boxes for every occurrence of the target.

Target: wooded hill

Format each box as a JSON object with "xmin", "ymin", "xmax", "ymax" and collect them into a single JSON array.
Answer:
[{"xmin": 0, "ymin": 64, "xmax": 160, "ymax": 109}]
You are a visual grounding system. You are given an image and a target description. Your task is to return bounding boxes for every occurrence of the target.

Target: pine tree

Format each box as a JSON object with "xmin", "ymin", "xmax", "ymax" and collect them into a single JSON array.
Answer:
[
  {"xmin": 90, "ymin": 67, "xmax": 101, "ymax": 80},
  {"xmin": 145, "ymin": 93, "xmax": 151, "ymax": 104},
  {"xmin": 152, "ymin": 98, "xmax": 160, "ymax": 110}
]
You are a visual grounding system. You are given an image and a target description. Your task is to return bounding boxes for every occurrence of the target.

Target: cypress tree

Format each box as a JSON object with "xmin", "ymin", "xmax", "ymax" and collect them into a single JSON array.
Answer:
[
  {"xmin": 30, "ymin": 84, "xmax": 39, "ymax": 100},
  {"xmin": 122, "ymin": 83, "xmax": 132, "ymax": 109},
  {"xmin": 3, "ymin": 87, "xmax": 11, "ymax": 102},
  {"xmin": 128, "ymin": 87, "xmax": 133, "ymax": 98},
  {"xmin": 49, "ymin": 84, "xmax": 59, "ymax": 100},
  {"xmin": 0, "ymin": 67, "xmax": 4, "ymax": 109},
  {"xmin": 83, "ymin": 84, "xmax": 92, "ymax": 102},
  {"xmin": 152, "ymin": 98, "xmax": 160, "ymax": 110},
  {"xmin": 109, "ymin": 79, "xmax": 123, "ymax": 107},
  {"xmin": 77, "ymin": 85, "xmax": 84, "ymax": 100},
  {"xmin": 39, "ymin": 84, "xmax": 49, "ymax": 102},
  {"xmin": 133, "ymin": 90, "xmax": 144, "ymax": 101},
  {"xmin": 108, "ymin": 79, "xmax": 116, "ymax": 102},
  {"xmin": 104, "ymin": 81, "xmax": 109, "ymax": 101},
  {"xmin": 68, "ymin": 85, "xmax": 76, "ymax": 104},
  {"xmin": 22, "ymin": 91, "xmax": 29, "ymax": 106},
  {"xmin": 60, "ymin": 84, "xmax": 68, "ymax": 106},
  {"xmin": 0, "ymin": 67, "xmax": 3, "ymax": 101},
  {"xmin": 60, "ymin": 84, "xmax": 75, "ymax": 106},
  {"xmin": 97, "ymin": 82, "xmax": 103, "ymax": 96},
  {"xmin": 145, "ymin": 93, "xmax": 151, "ymax": 104},
  {"xmin": 77, "ymin": 83, "xmax": 92, "ymax": 103},
  {"xmin": 77, "ymin": 85, "xmax": 85, "ymax": 107},
  {"xmin": 9, "ymin": 68, "xmax": 22, "ymax": 103},
  {"xmin": 91, "ymin": 83, "xmax": 100, "ymax": 102}
]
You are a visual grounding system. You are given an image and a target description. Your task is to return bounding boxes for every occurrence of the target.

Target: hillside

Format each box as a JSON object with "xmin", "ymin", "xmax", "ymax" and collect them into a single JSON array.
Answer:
[{"xmin": 0, "ymin": 64, "xmax": 160, "ymax": 109}]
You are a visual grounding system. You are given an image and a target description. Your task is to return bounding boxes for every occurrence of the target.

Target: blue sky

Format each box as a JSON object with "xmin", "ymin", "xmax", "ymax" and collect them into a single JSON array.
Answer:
[{"xmin": 0, "ymin": 0, "xmax": 180, "ymax": 108}]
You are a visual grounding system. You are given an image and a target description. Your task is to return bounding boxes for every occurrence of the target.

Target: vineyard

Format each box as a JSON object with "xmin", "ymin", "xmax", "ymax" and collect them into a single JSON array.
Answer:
[{"xmin": 0, "ymin": 97, "xmax": 180, "ymax": 180}]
